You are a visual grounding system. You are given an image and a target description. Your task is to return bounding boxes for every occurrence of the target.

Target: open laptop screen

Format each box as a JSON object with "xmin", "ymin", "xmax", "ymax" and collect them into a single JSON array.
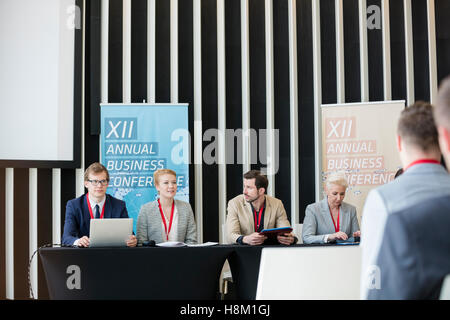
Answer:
[{"xmin": 89, "ymin": 218, "xmax": 133, "ymax": 247}]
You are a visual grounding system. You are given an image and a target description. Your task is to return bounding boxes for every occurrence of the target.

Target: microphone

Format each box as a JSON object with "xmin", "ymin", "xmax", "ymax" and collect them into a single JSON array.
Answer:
[{"xmin": 142, "ymin": 240, "xmax": 156, "ymax": 247}]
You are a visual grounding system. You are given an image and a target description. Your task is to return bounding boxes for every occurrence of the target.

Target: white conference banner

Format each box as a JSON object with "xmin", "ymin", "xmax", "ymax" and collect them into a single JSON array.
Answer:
[{"xmin": 321, "ymin": 101, "xmax": 405, "ymax": 223}]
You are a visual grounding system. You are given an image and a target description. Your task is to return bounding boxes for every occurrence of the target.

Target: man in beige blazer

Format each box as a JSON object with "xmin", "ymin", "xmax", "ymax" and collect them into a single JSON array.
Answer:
[{"xmin": 226, "ymin": 170, "xmax": 296, "ymax": 245}]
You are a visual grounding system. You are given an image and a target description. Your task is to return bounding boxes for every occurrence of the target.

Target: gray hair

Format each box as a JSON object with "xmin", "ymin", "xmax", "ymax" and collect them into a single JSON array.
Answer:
[{"xmin": 326, "ymin": 172, "xmax": 348, "ymax": 189}]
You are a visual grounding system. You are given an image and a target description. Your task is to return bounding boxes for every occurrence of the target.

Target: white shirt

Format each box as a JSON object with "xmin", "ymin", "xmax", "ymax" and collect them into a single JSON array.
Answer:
[
  {"xmin": 88, "ymin": 195, "xmax": 106, "ymax": 218},
  {"xmin": 73, "ymin": 195, "xmax": 106, "ymax": 246},
  {"xmin": 359, "ymin": 189, "xmax": 388, "ymax": 299},
  {"xmin": 160, "ymin": 205, "xmax": 178, "ymax": 242}
]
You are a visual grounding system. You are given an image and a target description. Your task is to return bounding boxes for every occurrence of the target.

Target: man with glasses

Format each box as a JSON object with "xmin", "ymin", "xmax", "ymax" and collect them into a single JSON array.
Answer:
[{"xmin": 62, "ymin": 162, "xmax": 137, "ymax": 247}]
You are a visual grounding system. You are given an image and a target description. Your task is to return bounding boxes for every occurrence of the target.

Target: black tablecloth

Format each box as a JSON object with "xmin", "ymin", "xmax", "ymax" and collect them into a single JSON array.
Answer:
[{"xmin": 39, "ymin": 246, "xmax": 234, "ymax": 300}]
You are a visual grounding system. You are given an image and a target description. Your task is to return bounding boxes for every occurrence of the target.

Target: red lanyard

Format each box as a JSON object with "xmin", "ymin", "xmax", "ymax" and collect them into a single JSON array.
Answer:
[
  {"xmin": 404, "ymin": 159, "xmax": 441, "ymax": 171},
  {"xmin": 329, "ymin": 207, "xmax": 340, "ymax": 233},
  {"xmin": 158, "ymin": 199, "xmax": 175, "ymax": 241},
  {"xmin": 86, "ymin": 193, "xmax": 105, "ymax": 219},
  {"xmin": 253, "ymin": 205, "xmax": 264, "ymax": 232}
]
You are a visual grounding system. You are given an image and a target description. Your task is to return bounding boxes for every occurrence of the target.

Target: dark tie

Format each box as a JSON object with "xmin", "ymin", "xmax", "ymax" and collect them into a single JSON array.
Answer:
[{"xmin": 95, "ymin": 204, "xmax": 100, "ymax": 219}]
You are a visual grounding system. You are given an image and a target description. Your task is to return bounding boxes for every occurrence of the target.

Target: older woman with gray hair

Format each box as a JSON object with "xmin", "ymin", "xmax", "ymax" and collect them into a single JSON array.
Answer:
[{"xmin": 302, "ymin": 172, "xmax": 360, "ymax": 244}]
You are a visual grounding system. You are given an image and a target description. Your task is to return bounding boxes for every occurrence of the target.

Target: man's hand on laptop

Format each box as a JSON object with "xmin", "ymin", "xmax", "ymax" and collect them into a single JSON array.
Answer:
[
  {"xmin": 77, "ymin": 236, "xmax": 90, "ymax": 247},
  {"xmin": 126, "ymin": 235, "xmax": 137, "ymax": 247}
]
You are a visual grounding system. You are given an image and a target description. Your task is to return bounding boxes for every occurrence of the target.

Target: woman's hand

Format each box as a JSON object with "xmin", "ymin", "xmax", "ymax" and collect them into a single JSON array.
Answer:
[
  {"xmin": 328, "ymin": 231, "xmax": 348, "ymax": 241},
  {"xmin": 352, "ymin": 231, "xmax": 361, "ymax": 238}
]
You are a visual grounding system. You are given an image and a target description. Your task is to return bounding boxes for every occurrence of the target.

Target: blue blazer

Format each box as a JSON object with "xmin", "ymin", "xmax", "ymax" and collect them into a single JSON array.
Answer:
[{"xmin": 62, "ymin": 194, "xmax": 129, "ymax": 245}]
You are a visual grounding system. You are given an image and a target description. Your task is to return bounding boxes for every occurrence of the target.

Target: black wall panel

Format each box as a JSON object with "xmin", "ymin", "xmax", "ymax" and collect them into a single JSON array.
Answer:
[
  {"xmin": 201, "ymin": 0, "xmax": 219, "ymax": 242},
  {"xmin": 273, "ymin": 0, "xmax": 291, "ymax": 220},
  {"xmin": 297, "ymin": 0, "xmax": 316, "ymax": 222}
]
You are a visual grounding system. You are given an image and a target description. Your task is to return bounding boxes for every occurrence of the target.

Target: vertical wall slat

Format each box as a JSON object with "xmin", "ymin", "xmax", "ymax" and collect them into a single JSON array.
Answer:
[
  {"xmin": 37, "ymin": 169, "xmax": 52, "ymax": 300},
  {"xmin": 148, "ymin": 0, "xmax": 156, "ymax": 103},
  {"xmin": 101, "ymin": 0, "xmax": 109, "ymax": 104},
  {"xmin": 0, "ymin": 168, "xmax": 5, "ymax": 299},
  {"xmin": 435, "ymin": 0, "xmax": 450, "ymax": 82},
  {"xmin": 288, "ymin": 0, "xmax": 298, "ymax": 226},
  {"xmin": 201, "ymin": 0, "xmax": 219, "ymax": 242},
  {"xmin": 359, "ymin": 0, "xmax": 369, "ymax": 102},
  {"xmin": 52, "ymin": 170, "xmax": 61, "ymax": 246},
  {"xmin": 179, "ymin": 0, "xmax": 194, "ymax": 219},
  {"xmin": 382, "ymin": 0, "xmax": 392, "ymax": 100},
  {"xmin": 411, "ymin": 0, "xmax": 430, "ymax": 102},
  {"xmin": 131, "ymin": 0, "xmax": 148, "ymax": 103},
  {"xmin": 225, "ymin": 0, "xmax": 243, "ymax": 210},
  {"xmin": 13, "ymin": 169, "xmax": 29, "ymax": 299},
  {"xmin": 29, "ymin": 169, "xmax": 37, "ymax": 299},
  {"xmin": 123, "ymin": 0, "xmax": 131, "ymax": 103},
  {"xmin": 427, "ymin": 0, "xmax": 437, "ymax": 104},
  {"xmin": 367, "ymin": 0, "xmax": 384, "ymax": 101},
  {"xmin": 77, "ymin": 0, "xmax": 87, "ymax": 197},
  {"xmin": 343, "ymin": 0, "xmax": 361, "ymax": 103},
  {"xmin": 85, "ymin": 0, "xmax": 101, "ymax": 167},
  {"xmin": 404, "ymin": 0, "xmax": 415, "ymax": 105},
  {"xmin": 217, "ymin": 0, "xmax": 227, "ymax": 243},
  {"xmin": 155, "ymin": 0, "xmax": 171, "ymax": 102},
  {"xmin": 297, "ymin": 0, "xmax": 316, "ymax": 221},
  {"xmin": 336, "ymin": 0, "xmax": 345, "ymax": 103},
  {"xmin": 249, "ymin": 0, "xmax": 266, "ymax": 171},
  {"xmin": 193, "ymin": 0, "xmax": 203, "ymax": 243},
  {"xmin": 88, "ymin": 0, "xmax": 102, "ymax": 135},
  {"xmin": 390, "ymin": 0, "xmax": 406, "ymax": 101},
  {"xmin": 108, "ymin": 0, "xmax": 123, "ymax": 103},
  {"xmin": 265, "ymin": 0, "xmax": 275, "ymax": 195},
  {"xmin": 320, "ymin": 0, "xmax": 337, "ymax": 105},
  {"xmin": 312, "ymin": 0, "xmax": 322, "ymax": 201},
  {"xmin": 273, "ymin": 0, "xmax": 291, "ymax": 220},
  {"xmin": 5, "ymin": 168, "xmax": 14, "ymax": 299},
  {"xmin": 171, "ymin": 0, "xmax": 178, "ymax": 103},
  {"xmin": 241, "ymin": 0, "xmax": 251, "ymax": 173},
  {"xmin": 60, "ymin": 169, "xmax": 76, "ymax": 242}
]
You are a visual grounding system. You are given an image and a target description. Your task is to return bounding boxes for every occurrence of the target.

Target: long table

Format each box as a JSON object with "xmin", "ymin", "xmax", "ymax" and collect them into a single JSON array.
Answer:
[
  {"xmin": 39, "ymin": 243, "xmax": 350, "ymax": 300},
  {"xmin": 39, "ymin": 246, "xmax": 234, "ymax": 300}
]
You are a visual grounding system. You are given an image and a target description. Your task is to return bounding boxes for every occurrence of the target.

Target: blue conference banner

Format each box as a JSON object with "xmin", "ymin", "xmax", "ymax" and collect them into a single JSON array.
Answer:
[{"xmin": 100, "ymin": 103, "xmax": 189, "ymax": 232}]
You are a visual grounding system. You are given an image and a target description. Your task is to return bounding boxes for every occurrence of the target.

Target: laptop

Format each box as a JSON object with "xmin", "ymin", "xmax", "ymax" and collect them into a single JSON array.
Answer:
[{"xmin": 89, "ymin": 218, "xmax": 133, "ymax": 247}]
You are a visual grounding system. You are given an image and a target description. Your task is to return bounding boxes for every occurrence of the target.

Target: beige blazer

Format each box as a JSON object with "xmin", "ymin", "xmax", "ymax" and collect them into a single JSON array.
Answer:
[{"xmin": 225, "ymin": 194, "xmax": 292, "ymax": 244}]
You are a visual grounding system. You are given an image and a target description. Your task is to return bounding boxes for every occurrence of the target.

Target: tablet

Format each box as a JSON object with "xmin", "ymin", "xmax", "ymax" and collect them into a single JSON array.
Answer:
[
  {"xmin": 89, "ymin": 218, "xmax": 133, "ymax": 247},
  {"xmin": 335, "ymin": 237, "xmax": 360, "ymax": 245},
  {"xmin": 259, "ymin": 226, "xmax": 293, "ymax": 236}
]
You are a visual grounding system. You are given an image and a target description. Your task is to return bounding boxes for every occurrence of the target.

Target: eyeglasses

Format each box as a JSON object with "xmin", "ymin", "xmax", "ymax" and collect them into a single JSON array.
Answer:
[{"xmin": 87, "ymin": 179, "xmax": 109, "ymax": 186}]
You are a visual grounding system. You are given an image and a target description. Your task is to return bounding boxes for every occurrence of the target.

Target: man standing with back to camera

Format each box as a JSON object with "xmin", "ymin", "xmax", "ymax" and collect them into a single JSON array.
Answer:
[
  {"xmin": 226, "ymin": 170, "xmax": 296, "ymax": 245},
  {"xmin": 62, "ymin": 162, "xmax": 137, "ymax": 247},
  {"xmin": 361, "ymin": 97, "xmax": 450, "ymax": 299}
]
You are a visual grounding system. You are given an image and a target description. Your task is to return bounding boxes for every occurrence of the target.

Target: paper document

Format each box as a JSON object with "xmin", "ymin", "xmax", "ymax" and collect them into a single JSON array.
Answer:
[
  {"xmin": 156, "ymin": 241, "xmax": 187, "ymax": 247},
  {"xmin": 155, "ymin": 241, "xmax": 219, "ymax": 247},
  {"xmin": 187, "ymin": 242, "xmax": 218, "ymax": 247}
]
